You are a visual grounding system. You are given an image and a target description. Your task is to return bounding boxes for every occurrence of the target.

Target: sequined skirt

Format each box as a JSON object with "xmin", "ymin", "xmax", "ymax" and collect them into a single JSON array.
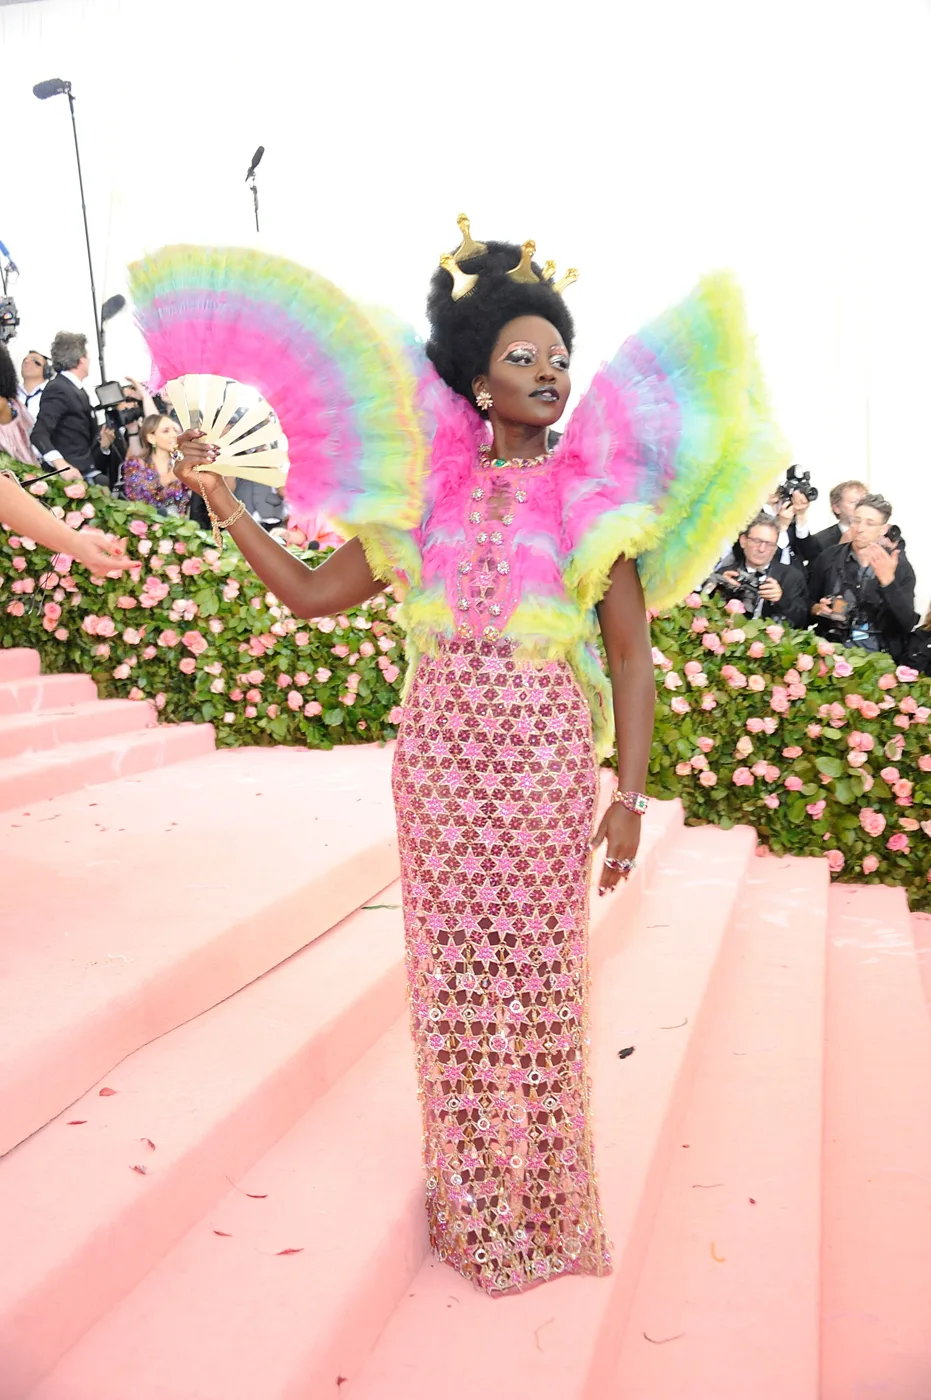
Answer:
[{"xmin": 392, "ymin": 637, "xmax": 613, "ymax": 1296}]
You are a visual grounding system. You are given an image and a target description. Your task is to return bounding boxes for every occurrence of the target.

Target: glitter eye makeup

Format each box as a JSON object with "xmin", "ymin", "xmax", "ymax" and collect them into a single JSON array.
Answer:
[
  {"xmin": 550, "ymin": 345, "xmax": 570, "ymax": 370},
  {"xmin": 498, "ymin": 342, "xmax": 538, "ymax": 364}
]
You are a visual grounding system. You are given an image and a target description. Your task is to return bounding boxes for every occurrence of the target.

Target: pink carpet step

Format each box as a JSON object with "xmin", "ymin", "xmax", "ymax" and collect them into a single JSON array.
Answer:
[
  {"xmin": 821, "ymin": 885, "xmax": 931, "ymax": 1400},
  {"xmin": 0, "ymin": 697, "xmax": 157, "ymax": 760},
  {"xmin": 0, "ymin": 671, "xmax": 97, "ymax": 717},
  {"xmin": 0, "ymin": 648, "xmax": 41, "ymax": 682},
  {"xmin": 346, "ymin": 825, "xmax": 758, "ymax": 1400},
  {"xmin": 0, "ymin": 884, "xmax": 409, "ymax": 1397},
  {"xmin": 0, "ymin": 745, "xmax": 400, "ymax": 1160},
  {"xmin": 19, "ymin": 800, "xmax": 686, "ymax": 1400},
  {"xmin": 0, "ymin": 719, "xmax": 212, "ymax": 810},
  {"xmin": 29, "ymin": 1023, "xmax": 426, "ymax": 1400},
  {"xmin": 612, "ymin": 854, "xmax": 829, "ymax": 1398}
]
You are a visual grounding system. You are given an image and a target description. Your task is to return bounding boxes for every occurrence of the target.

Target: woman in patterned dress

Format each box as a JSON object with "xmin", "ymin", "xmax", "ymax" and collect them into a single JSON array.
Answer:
[
  {"xmin": 171, "ymin": 230, "xmax": 782, "ymax": 1294},
  {"xmin": 122, "ymin": 413, "xmax": 191, "ymax": 513}
]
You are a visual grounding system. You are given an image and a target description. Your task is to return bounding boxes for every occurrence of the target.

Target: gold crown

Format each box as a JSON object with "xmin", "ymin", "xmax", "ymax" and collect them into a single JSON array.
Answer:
[{"xmin": 439, "ymin": 215, "xmax": 578, "ymax": 302}]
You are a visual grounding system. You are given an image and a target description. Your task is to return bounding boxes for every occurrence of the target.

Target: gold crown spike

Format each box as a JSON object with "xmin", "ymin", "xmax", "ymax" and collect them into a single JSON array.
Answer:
[
  {"xmin": 540, "ymin": 260, "xmax": 557, "ymax": 282},
  {"xmin": 439, "ymin": 253, "xmax": 478, "ymax": 301},
  {"xmin": 507, "ymin": 240, "xmax": 540, "ymax": 285},
  {"xmin": 453, "ymin": 213, "xmax": 487, "ymax": 263},
  {"xmin": 553, "ymin": 267, "xmax": 579, "ymax": 295}
]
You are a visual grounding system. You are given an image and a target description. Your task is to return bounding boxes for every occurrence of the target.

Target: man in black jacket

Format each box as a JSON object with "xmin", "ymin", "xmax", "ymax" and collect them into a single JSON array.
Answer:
[
  {"xmin": 809, "ymin": 493, "xmax": 916, "ymax": 659},
  {"xmin": 706, "ymin": 514, "xmax": 809, "ymax": 627},
  {"xmin": 30, "ymin": 331, "xmax": 115, "ymax": 482}
]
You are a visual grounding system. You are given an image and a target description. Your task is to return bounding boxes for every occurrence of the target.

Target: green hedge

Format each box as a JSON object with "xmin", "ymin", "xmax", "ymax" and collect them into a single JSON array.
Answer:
[
  {"xmin": 0, "ymin": 454, "xmax": 404, "ymax": 748},
  {"xmin": 649, "ymin": 592, "xmax": 931, "ymax": 911},
  {"xmin": 3, "ymin": 453, "xmax": 930, "ymax": 908}
]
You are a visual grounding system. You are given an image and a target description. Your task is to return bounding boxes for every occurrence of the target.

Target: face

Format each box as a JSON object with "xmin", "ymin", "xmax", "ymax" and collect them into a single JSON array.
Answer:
[
  {"xmin": 21, "ymin": 353, "xmax": 47, "ymax": 381},
  {"xmin": 474, "ymin": 315, "xmax": 570, "ymax": 428},
  {"xmin": 148, "ymin": 416, "xmax": 178, "ymax": 453},
  {"xmin": 849, "ymin": 505, "xmax": 887, "ymax": 551},
  {"xmin": 75, "ymin": 353, "xmax": 90, "ymax": 380},
  {"xmin": 836, "ymin": 485, "xmax": 865, "ymax": 526},
  {"xmin": 740, "ymin": 524, "xmax": 779, "ymax": 570}
]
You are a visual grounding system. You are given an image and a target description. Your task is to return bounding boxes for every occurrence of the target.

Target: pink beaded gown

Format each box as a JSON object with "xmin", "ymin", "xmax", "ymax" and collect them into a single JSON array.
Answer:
[{"xmin": 386, "ymin": 435, "xmax": 625, "ymax": 1296}]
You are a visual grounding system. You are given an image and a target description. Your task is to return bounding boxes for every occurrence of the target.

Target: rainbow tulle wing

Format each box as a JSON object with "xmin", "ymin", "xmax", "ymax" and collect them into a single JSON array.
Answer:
[
  {"xmin": 558, "ymin": 272, "xmax": 790, "ymax": 612},
  {"xmin": 128, "ymin": 245, "xmax": 429, "ymax": 542}
]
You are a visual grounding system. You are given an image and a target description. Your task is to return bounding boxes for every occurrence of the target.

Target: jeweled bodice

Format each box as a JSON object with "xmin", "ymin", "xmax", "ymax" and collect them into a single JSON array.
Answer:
[{"xmin": 453, "ymin": 457, "xmax": 538, "ymax": 644}]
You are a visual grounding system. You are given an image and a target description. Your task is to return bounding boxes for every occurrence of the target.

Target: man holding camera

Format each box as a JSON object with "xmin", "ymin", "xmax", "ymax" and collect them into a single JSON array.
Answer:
[
  {"xmin": 30, "ymin": 331, "xmax": 116, "ymax": 483},
  {"xmin": 809, "ymin": 493, "xmax": 916, "ymax": 658},
  {"xmin": 706, "ymin": 514, "xmax": 809, "ymax": 625}
]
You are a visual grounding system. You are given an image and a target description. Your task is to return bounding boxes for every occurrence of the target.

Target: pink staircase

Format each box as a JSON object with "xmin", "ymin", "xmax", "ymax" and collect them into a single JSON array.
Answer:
[
  {"xmin": 1, "ymin": 648, "xmax": 930, "ymax": 1398},
  {"xmin": 0, "ymin": 646, "xmax": 213, "ymax": 810}
]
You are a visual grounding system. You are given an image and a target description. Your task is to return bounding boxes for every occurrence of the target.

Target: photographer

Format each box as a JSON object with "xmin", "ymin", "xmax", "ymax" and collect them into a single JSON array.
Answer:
[
  {"xmin": 30, "ymin": 332, "xmax": 116, "ymax": 483},
  {"xmin": 809, "ymin": 493, "xmax": 916, "ymax": 659},
  {"xmin": 19, "ymin": 350, "xmax": 50, "ymax": 421},
  {"xmin": 705, "ymin": 514, "xmax": 809, "ymax": 625}
]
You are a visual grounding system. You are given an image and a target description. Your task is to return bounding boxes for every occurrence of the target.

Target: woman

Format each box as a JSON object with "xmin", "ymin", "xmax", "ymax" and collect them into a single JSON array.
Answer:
[
  {"xmin": 163, "ymin": 226, "xmax": 785, "ymax": 1295},
  {"xmin": 0, "ymin": 342, "xmax": 38, "ymax": 466},
  {"xmin": 122, "ymin": 412, "xmax": 191, "ymax": 512}
]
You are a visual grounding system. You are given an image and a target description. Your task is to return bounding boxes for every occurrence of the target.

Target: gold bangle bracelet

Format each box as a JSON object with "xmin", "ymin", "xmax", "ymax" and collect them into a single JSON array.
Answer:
[{"xmin": 198, "ymin": 469, "xmax": 246, "ymax": 548}]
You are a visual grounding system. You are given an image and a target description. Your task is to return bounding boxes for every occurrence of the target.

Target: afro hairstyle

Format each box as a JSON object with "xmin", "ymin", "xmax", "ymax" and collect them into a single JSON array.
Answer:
[{"xmin": 425, "ymin": 240, "xmax": 574, "ymax": 416}]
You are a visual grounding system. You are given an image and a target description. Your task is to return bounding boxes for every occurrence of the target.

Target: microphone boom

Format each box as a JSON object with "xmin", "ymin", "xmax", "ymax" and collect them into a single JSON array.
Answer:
[{"xmin": 245, "ymin": 145, "xmax": 265, "ymax": 181}]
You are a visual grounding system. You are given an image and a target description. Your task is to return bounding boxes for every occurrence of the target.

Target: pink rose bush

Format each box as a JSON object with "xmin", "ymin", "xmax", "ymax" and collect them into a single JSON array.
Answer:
[{"xmin": 647, "ymin": 593, "xmax": 931, "ymax": 910}]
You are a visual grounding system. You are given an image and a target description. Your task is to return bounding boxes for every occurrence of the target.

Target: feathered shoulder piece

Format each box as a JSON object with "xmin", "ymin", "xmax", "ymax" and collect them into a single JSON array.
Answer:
[{"xmin": 557, "ymin": 272, "xmax": 790, "ymax": 611}]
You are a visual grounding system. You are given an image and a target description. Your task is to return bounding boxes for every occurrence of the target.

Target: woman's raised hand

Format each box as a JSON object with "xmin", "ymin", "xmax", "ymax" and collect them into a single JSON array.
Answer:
[{"xmin": 170, "ymin": 429, "xmax": 233, "ymax": 507}]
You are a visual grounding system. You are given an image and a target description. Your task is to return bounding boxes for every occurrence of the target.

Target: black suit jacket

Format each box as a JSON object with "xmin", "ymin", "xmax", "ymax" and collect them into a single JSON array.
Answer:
[
  {"xmin": 810, "ymin": 522, "xmax": 843, "ymax": 556},
  {"xmin": 808, "ymin": 541, "xmax": 917, "ymax": 659},
  {"xmin": 707, "ymin": 556, "xmax": 809, "ymax": 628},
  {"xmin": 30, "ymin": 374, "xmax": 108, "ymax": 478},
  {"xmin": 760, "ymin": 558, "xmax": 810, "ymax": 627}
]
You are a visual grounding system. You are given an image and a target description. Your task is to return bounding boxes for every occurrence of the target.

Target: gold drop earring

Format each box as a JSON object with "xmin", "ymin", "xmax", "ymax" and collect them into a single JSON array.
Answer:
[{"xmin": 476, "ymin": 388, "xmax": 493, "ymax": 412}]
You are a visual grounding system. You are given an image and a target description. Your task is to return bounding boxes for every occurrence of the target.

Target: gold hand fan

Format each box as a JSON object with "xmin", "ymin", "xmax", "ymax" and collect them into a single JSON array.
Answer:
[{"xmin": 165, "ymin": 374, "xmax": 288, "ymax": 487}]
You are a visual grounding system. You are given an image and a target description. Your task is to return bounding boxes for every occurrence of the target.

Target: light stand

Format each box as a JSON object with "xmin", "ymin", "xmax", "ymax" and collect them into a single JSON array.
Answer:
[{"xmin": 33, "ymin": 78, "xmax": 105, "ymax": 381}]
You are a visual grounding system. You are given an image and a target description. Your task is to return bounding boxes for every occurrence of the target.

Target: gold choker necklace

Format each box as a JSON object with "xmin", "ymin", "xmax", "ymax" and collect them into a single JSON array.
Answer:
[{"xmin": 479, "ymin": 443, "xmax": 552, "ymax": 472}]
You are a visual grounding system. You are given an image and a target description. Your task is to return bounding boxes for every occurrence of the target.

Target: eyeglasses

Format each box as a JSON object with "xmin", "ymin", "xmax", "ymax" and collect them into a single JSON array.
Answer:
[{"xmin": 745, "ymin": 534, "xmax": 778, "ymax": 547}]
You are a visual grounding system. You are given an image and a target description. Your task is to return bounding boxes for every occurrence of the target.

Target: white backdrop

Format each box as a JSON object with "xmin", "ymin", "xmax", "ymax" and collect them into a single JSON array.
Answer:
[{"xmin": 2, "ymin": 0, "xmax": 930, "ymax": 602}]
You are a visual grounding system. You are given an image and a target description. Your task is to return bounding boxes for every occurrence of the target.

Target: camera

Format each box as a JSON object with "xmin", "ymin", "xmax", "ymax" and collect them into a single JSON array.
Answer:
[
  {"xmin": 0, "ymin": 296, "xmax": 19, "ymax": 344},
  {"xmin": 710, "ymin": 566, "xmax": 766, "ymax": 615},
  {"xmin": 94, "ymin": 379, "xmax": 144, "ymax": 431},
  {"xmin": 775, "ymin": 464, "xmax": 818, "ymax": 505}
]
